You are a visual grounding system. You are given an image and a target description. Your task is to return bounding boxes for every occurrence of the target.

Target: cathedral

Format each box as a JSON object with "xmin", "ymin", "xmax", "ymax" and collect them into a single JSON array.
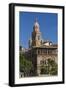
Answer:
[
  {"xmin": 20, "ymin": 19, "xmax": 58, "ymax": 77},
  {"xmin": 28, "ymin": 19, "xmax": 58, "ymax": 76}
]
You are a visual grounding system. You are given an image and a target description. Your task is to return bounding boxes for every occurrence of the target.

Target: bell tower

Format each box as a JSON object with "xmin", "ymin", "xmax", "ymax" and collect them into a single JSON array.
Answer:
[{"xmin": 32, "ymin": 19, "xmax": 41, "ymax": 47}]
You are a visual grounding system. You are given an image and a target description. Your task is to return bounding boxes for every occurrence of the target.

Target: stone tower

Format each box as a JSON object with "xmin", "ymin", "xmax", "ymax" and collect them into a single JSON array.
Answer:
[{"xmin": 32, "ymin": 19, "xmax": 41, "ymax": 47}]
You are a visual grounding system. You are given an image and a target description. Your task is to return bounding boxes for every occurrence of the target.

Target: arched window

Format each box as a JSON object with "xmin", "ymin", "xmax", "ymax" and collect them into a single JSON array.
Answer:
[
  {"xmin": 38, "ymin": 36, "xmax": 40, "ymax": 40},
  {"xmin": 38, "ymin": 50, "xmax": 40, "ymax": 54},
  {"xmin": 40, "ymin": 60, "xmax": 48, "ymax": 66}
]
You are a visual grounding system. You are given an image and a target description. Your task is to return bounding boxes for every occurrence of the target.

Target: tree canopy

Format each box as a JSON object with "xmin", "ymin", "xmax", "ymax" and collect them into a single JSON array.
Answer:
[{"xmin": 20, "ymin": 53, "xmax": 33, "ymax": 77}]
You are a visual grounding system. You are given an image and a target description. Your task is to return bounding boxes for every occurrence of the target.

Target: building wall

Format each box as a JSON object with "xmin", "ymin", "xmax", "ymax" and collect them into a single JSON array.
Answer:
[{"xmin": 36, "ymin": 54, "xmax": 58, "ymax": 76}]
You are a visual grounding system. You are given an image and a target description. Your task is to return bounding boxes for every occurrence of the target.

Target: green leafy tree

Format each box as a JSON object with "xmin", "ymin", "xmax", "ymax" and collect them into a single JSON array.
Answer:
[
  {"xmin": 20, "ymin": 53, "xmax": 33, "ymax": 77},
  {"xmin": 40, "ymin": 59, "xmax": 58, "ymax": 75},
  {"xmin": 48, "ymin": 59, "xmax": 58, "ymax": 75},
  {"xmin": 40, "ymin": 65, "xmax": 49, "ymax": 74}
]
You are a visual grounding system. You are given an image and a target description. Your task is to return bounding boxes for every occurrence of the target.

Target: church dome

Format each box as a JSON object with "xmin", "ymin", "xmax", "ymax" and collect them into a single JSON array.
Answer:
[
  {"xmin": 34, "ymin": 18, "xmax": 40, "ymax": 28},
  {"xmin": 34, "ymin": 21, "xmax": 39, "ymax": 28}
]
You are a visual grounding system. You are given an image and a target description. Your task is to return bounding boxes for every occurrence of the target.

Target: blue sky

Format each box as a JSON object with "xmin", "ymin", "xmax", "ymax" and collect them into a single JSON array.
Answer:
[{"xmin": 19, "ymin": 12, "xmax": 58, "ymax": 48}]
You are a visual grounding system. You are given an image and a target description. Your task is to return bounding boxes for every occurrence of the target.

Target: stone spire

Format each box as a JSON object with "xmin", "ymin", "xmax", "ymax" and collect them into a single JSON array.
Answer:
[{"xmin": 33, "ymin": 18, "xmax": 40, "ymax": 33}]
